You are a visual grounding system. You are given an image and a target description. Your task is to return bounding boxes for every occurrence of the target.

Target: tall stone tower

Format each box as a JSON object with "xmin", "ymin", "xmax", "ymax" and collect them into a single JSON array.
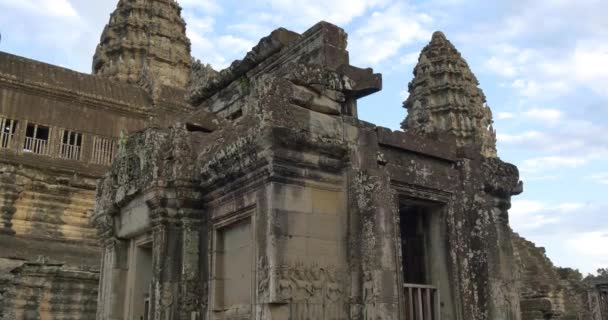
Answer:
[
  {"xmin": 402, "ymin": 31, "xmax": 497, "ymax": 158},
  {"xmin": 92, "ymin": 0, "xmax": 192, "ymax": 89}
]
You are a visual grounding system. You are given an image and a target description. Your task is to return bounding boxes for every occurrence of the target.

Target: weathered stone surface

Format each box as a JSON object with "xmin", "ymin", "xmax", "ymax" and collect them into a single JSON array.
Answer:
[
  {"xmin": 0, "ymin": 1, "xmax": 602, "ymax": 319},
  {"xmin": 93, "ymin": 0, "xmax": 192, "ymax": 89},
  {"xmin": 92, "ymin": 21, "xmax": 532, "ymax": 320},
  {"xmin": 402, "ymin": 31, "xmax": 497, "ymax": 158},
  {"xmin": 513, "ymin": 234, "xmax": 595, "ymax": 320},
  {"xmin": 0, "ymin": 259, "xmax": 99, "ymax": 320}
]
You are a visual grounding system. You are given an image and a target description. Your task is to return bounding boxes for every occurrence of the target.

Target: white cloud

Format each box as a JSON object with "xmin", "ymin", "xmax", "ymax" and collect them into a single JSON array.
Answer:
[
  {"xmin": 510, "ymin": 200, "xmax": 546, "ymax": 217},
  {"xmin": 510, "ymin": 200, "xmax": 561, "ymax": 229},
  {"xmin": 349, "ymin": 3, "xmax": 432, "ymax": 66},
  {"xmin": 184, "ymin": 15, "xmax": 215, "ymax": 34},
  {"xmin": 261, "ymin": 0, "xmax": 390, "ymax": 26},
  {"xmin": 589, "ymin": 172, "xmax": 608, "ymax": 185},
  {"xmin": 185, "ymin": 18, "xmax": 255, "ymax": 70},
  {"xmin": 521, "ymin": 156, "xmax": 587, "ymax": 173},
  {"xmin": 179, "ymin": 0, "xmax": 223, "ymax": 14},
  {"xmin": 510, "ymin": 199, "xmax": 608, "ymax": 274},
  {"xmin": 498, "ymin": 130, "xmax": 546, "ymax": 144},
  {"xmin": 399, "ymin": 52, "xmax": 420, "ymax": 67},
  {"xmin": 566, "ymin": 231, "xmax": 608, "ymax": 257},
  {"xmin": 510, "ymin": 78, "xmax": 569, "ymax": 98},
  {"xmin": 485, "ymin": 56, "xmax": 517, "ymax": 78},
  {"xmin": 510, "ymin": 200, "xmax": 591, "ymax": 230},
  {"xmin": 0, "ymin": 0, "xmax": 79, "ymax": 18},
  {"xmin": 522, "ymin": 108, "xmax": 562, "ymax": 124},
  {"xmin": 548, "ymin": 41, "xmax": 608, "ymax": 97},
  {"xmin": 496, "ymin": 112, "xmax": 515, "ymax": 120},
  {"xmin": 217, "ymin": 35, "xmax": 255, "ymax": 54}
]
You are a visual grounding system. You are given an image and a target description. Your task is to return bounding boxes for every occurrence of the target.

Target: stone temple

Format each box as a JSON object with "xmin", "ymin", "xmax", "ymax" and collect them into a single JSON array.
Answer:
[{"xmin": 0, "ymin": 0, "xmax": 606, "ymax": 319}]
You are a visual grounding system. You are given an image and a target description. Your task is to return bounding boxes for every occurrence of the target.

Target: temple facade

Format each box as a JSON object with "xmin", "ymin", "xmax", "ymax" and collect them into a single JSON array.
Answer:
[
  {"xmin": 0, "ymin": 1, "xmax": 605, "ymax": 320},
  {"xmin": 93, "ymin": 21, "xmax": 524, "ymax": 319}
]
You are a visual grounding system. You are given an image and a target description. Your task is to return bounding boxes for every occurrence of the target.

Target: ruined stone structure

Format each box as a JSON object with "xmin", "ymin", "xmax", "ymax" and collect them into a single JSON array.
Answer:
[
  {"xmin": 513, "ymin": 234, "xmax": 608, "ymax": 320},
  {"xmin": 93, "ymin": 22, "xmax": 525, "ymax": 319},
  {"xmin": 0, "ymin": 1, "xmax": 192, "ymax": 318},
  {"xmin": 0, "ymin": 1, "xmax": 603, "ymax": 320},
  {"xmin": 587, "ymin": 279, "xmax": 608, "ymax": 320},
  {"xmin": 513, "ymin": 234, "xmax": 593, "ymax": 320}
]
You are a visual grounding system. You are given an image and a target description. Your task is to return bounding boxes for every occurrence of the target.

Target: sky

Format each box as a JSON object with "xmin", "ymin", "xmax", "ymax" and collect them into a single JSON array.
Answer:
[{"xmin": 0, "ymin": 0, "xmax": 606, "ymax": 275}]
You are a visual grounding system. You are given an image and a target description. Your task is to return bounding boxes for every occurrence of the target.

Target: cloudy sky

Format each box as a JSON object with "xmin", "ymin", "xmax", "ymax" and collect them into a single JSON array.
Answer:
[{"xmin": 1, "ymin": 0, "xmax": 606, "ymax": 275}]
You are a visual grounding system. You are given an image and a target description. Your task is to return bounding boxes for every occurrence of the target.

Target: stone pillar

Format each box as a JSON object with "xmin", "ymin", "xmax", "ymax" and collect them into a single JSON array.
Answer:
[
  {"xmin": 96, "ymin": 239, "xmax": 129, "ymax": 320},
  {"xmin": 179, "ymin": 218, "xmax": 205, "ymax": 320},
  {"xmin": 146, "ymin": 191, "xmax": 205, "ymax": 320},
  {"xmin": 11, "ymin": 119, "xmax": 26, "ymax": 154},
  {"xmin": 347, "ymin": 123, "xmax": 402, "ymax": 320},
  {"xmin": 149, "ymin": 210, "xmax": 183, "ymax": 320},
  {"xmin": 482, "ymin": 158, "xmax": 523, "ymax": 320}
]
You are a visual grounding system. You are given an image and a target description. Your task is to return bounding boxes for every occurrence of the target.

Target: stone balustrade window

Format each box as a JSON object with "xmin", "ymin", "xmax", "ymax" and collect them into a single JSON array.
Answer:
[
  {"xmin": 91, "ymin": 136, "xmax": 117, "ymax": 165},
  {"xmin": 0, "ymin": 116, "xmax": 17, "ymax": 149},
  {"xmin": 23, "ymin": 123, "xmax": 51, "ymax": 156},
  {"xmin": 59, "ymin": 129, "xmax": 83, "ymax": 160}
]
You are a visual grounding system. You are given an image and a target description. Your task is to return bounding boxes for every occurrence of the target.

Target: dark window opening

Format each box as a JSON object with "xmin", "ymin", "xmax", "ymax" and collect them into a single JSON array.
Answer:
[
  {"xmin": 59, "ymin": 130, "xmax": 83, "ymax": 160},
  {"xmin": 1, "ymin": 117, "xmax": 17, "ymax": 149},
  {"xmin": 62, "ymin": 131, "xmax": 82, "ymax": 146},
  {"xmin": 25, "ymin": 123, "xmax": 49, "ymax": 140},
  {"xmin": 23, "ymin": 123, "xmax": 50, "ymax": 155}
]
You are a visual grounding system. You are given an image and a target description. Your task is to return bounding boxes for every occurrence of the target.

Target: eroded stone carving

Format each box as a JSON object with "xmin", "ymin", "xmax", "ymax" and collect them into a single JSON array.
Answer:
[
  {"xmin": 93, "ymin": 0, "xmax": 192, "ymax": 89},
  {"xmin": 402, "ymin": 31, "xmax": 498, "ymax": 158},
  {"xmin": 0, "ymin": 1, "xmax": 600, "ymax": 318}
]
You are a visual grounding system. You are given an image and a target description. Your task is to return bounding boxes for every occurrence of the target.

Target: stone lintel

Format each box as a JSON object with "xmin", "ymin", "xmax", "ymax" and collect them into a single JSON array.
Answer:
[{"xmin": 376, "ymin": 126, "xmax": 457, "ymax": 162}]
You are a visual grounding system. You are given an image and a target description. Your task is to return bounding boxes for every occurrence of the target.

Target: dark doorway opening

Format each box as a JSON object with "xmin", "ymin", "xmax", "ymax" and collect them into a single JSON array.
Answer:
[
  {"xmin": 398, "ymin": 200, "xmax": 451, "ymax": 320},
  {"xmin": 400, "ymin": 203, "xmax": 429, "ymax": 285}
]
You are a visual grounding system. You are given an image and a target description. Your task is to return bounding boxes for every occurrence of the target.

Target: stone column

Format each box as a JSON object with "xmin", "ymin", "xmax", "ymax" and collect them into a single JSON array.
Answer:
[
  {"xmin": 347, "ymin": 123, "xmax": 401, "ymax": 320},
  {"xmin": 179, "ymin": 217, "xmax": 206, "ymax": 320},
  {"xmin": 149, "ymin": 209, "xmax": 183, "ymax": 320},
  {"xmin": 96, "ymin": 239, "xmax": 129, "ymax": 320},
  {"xmin": 482, "ymin": 158, "xmax": 523, "ymax": 320},
  {"xmin": 147, "ymin": 191, "xmax": 205, "ymax": 320}
]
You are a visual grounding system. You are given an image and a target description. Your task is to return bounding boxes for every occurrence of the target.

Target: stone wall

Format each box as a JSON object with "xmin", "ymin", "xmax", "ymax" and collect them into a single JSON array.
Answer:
[
  {"xmin": 0, "ymin": 163, "xmax": 98, "ymax": 246},
  {"xmin": 0, "ymin": 41, "xmax": 152, "ymax": 320},
  {"xmin": 0, "ymin": 259, "xmax": 99, "ymax": 320},
  {"xmin": 513, "ymin": 233, "xmax": 592, "ymax": 320}
]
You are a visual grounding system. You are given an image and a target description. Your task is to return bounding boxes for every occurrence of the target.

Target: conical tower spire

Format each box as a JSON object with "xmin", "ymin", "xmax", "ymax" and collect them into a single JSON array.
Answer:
[
  {"xmin": 402, "ymin": 31, "xmax": 497, "ymax": 158},
  {"xmin": 93, "ymin": 0, "xmax": 192, "ymax": 89}
]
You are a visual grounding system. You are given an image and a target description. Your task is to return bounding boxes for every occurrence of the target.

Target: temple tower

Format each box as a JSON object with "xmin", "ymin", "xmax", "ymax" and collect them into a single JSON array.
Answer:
[
  {"xmin": 402, "ymin": 31, "xmax": 497, "ymax": 158},
  {"xmin": 92, "ymin": 0, "xmax": 192, "ymax": 89}
]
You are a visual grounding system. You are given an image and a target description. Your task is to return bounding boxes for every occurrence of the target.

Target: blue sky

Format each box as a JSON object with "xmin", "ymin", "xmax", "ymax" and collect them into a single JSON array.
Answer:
[{"xmin": 1, "ymin": 0, "xmax": 606, "ymax": 275}]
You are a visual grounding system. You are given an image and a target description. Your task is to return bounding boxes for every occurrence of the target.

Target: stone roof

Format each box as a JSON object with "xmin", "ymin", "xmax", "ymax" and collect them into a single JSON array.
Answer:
[{"xmin": 0, "ymin": 50, "xmax": 150, "ymax": 114}]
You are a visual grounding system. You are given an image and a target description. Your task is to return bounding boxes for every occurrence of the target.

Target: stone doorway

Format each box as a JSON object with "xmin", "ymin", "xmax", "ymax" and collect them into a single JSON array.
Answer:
[
  {"xmin": 127, "ymin": 238, "xmax": 153, "ymax": 320},
  {"xmin": 398, "ymin": 200, "xmax": 453, "ymax": 320}
]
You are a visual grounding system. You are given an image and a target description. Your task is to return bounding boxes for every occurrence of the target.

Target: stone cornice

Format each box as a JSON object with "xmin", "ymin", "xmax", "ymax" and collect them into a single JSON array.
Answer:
[{"xmin": 0, "ymin": 149, "xmax": 107, "ymax": 180}]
